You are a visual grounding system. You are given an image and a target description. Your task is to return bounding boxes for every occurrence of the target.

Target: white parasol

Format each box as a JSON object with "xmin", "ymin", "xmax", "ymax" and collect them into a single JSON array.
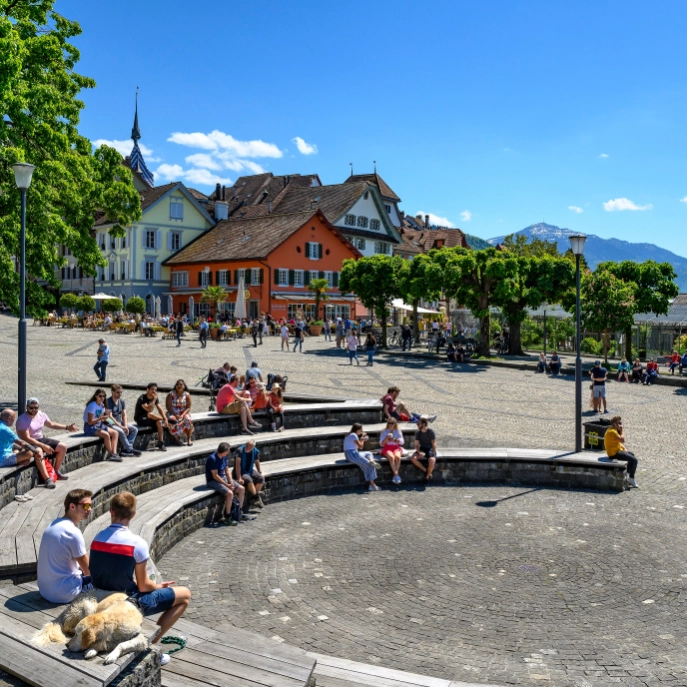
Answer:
[
  {"xmin": 188, "ymin": 296, "xmax": 195, "ymax": 325},
  {"xmin": 167, "ymin": 295, "xmax": 174, "ymax": 316},
  {"xmin": 155, "ymin": 296, "xmax": 161, "ymax": 320},
  {"xmin": 234, "ymin": 273, "xmax": 247, "ymax": 319}
]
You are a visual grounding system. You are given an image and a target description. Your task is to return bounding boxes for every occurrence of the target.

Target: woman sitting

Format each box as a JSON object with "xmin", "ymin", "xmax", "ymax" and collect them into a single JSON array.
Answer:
[
  {"xmin": 343, "ymin": 423, "xmax": 379, "ymax": 492},
  {"xmin": 83, "ymin": 389, "xmax": 120, "ymax": 461},
  {"xmin": 446, "ymin": 342, "xmax": 458, "ymax": 362},
  {"xmin": 631, "ymin": 358, "xmax": 643, "ymax": 383},
  {"xmin": 267, "ymin": 383, "xmax": 285, "ymax": 432},
  {"xmin": 380, "ymin": 418, "xmax": 404, "ymax": 484},
  {"xmin": 549, "ymin": 351, "xmax": 561, "ymax": 375},
  {"xmin": 166, "ymin": 380, "xmax": 194, "ymax": 446},
  {"xmin": 616, "ymin": 357, "xmax": 631, "ymax": 382},
  {"xmin": 536, "ymin": 351, "xmax": 547, "ymax": 373}
]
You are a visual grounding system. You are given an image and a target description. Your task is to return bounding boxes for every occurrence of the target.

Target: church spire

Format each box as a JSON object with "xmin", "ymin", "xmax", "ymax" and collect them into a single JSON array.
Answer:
[{"xmin": 131, "ymin": 87, "xmax": 141, "ymax": 142}]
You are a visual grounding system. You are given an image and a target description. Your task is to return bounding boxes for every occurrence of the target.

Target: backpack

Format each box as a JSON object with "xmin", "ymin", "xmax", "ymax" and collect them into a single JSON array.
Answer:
[{"xmin": 230, "ymin": 496, "xmax": 243, "ymax": 522}]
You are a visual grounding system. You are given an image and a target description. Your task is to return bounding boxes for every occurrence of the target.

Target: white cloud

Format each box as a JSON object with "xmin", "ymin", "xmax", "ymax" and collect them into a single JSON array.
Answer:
[
  {"xmin": 155, "ymin": 163, "xmax": 231, "ymax": 187},
  {"xmin": 93, "ymin": 139, "xmax": 161, "ymax": 162},
  {"xmin": 603, "ymin": 197, "xmax": 653, "ymax": 212},
  {"xmin": 292, "ymin": 137, "xmax": 318, "ymax": 155},
  {"xmin": 680, "ymin": 196, "xmax": 687, "ymax": 204},
  {"xmin": 599, "ymin": 153, "xmax": 609, "ymax": 158},
  {"xmin": 168, "ymin": 130, "xmax": 282, "ymax": 158},
  {"xmin": 568, "ymin": 206, "xmax": 584, "ymax": 213},
  {"xmin": 460, "ymin": 210, "xmax": 472, "ymax": 222},
  {"xmin": 184, "ymin": 153, "xmax": 222, "ymax": 171},
  {"xmin": 416, "ymin": 211, "xmax": 455, "ymax": 228}
]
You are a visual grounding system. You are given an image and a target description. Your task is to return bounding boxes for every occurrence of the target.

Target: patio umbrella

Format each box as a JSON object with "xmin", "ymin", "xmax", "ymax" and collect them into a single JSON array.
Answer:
[
  {"xmin": 188, "ymin": 296, "xmax": 195, "ymax": 325},
  {"xmin": 167, "ymin": 295, "xmax": 173, "ymax": 316},
  {"xmin": 155, "ymin": 296, "xmax": 161, "ymax": 320},
  {"xmin": 234, "ymin": 274, "xmax": 247, "ymax": 320},
  {"xmin": 91, "ymin": 293, "xmax": 117, "ymax": 300}
]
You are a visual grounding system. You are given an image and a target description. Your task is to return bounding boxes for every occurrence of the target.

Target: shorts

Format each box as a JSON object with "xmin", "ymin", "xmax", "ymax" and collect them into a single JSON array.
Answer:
[
  {"xmin": 84, "ymin": 423, "xmax": 103, "ymax": 437},
  {"xmin": 381, "ymin": 444, "xmax": 401, "ymax": 457},
  {"xmin": 207, "ymin": 479, "xmax": 241, "ymax": 495},
  {"xmin": 135, "ymin": 417, "xmax": 160, "ymax": 430},
  {"xmin": 415, "ymin": 447, "xmax": 436, "ymax": 459},
  {"xmin": 592, "ymin": 385, "xmax": 606, "ymax": 398},
  {"xmin": 0, "ymin": 453, "xmax": 17, "ymax": 468},
  {"xmin": 220, "ymin": 400, "xmax": 243, "ymax": 415},
  {"xmin": 129, "ymin": 586, "xmax": 176, "ymax": 616},
  {"xmin": 38, "ymin": 437, "xmax": 62, "ymax": 451},
  {"xmin": 241, "ymin": 470, "xmax": 265, "ymax": 485}
]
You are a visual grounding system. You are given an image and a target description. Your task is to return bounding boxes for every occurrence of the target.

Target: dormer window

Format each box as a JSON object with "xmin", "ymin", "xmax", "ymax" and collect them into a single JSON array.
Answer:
[
  {"xmin": 170, "ymin": 198, "xmax": 183, "ymax": 220},
  {"xmin": 357, "ymin": 216, "xmax": 368, "ymax": 228},
  {"xmin": 370, "ymin": 219, "xmax": 380, "ymax": 231},
  {"xmin": 345, "ymin": 214, "xmax": 356, "ymax": 226},
  {"xmin": 385, "ymin": 204, "xmax": 391, "ymax": 214}
]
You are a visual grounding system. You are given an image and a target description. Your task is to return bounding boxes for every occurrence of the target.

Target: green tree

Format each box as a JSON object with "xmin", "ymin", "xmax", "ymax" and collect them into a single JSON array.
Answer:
[
  {"xmin": 101, "ymin": 297, "xmax": 123, "ymax": 313},
  {"xmin": 126, "ymin": 295, "xmax": 146, "ymax": 315},
  {"xmin": 0, "ymin": 1, "xmax": 141, "ymax": 317},
  {"xmin": 602, "ymin": 261, "xmax": 678, "ymax": 359},
  {"xmin": 201, "ymin": 285, "xmax": 227, "ymax": 316},
  {"xmin": 59, "ymin": 292, "xmax": 78, "ymax": 313},
  {"xmin": 502, "ymin": 233, "xmax": 560, "ymax": 257},
  {"xmin": 307, "ymin": 277, "xmax": 330, "ymax": 320},
  {"xmin": 77, "ymin": 294, "xmax": 95, "ymax": 313},
  {"xmin": 397, "ymin": 254, "xmax": 444, "ymax": 344},
  {"xmin": 339, "ymin": 255, "xmax": 403, "ymax": 348}
]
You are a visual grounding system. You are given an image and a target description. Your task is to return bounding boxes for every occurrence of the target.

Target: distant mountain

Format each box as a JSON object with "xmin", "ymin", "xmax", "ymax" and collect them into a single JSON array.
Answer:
[
  {"xmin": 488, "ymin": 223, "xmax": 687, "ymax": 291},
  {"xmin": 464, "ymin": 233, "xmax": 492, "ymax": 250}
]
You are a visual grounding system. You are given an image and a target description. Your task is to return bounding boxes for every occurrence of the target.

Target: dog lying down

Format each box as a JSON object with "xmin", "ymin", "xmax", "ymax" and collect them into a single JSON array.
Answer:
[{"xmin": 33, "ymin": 591, "xmax": 149, "ymax": 664}]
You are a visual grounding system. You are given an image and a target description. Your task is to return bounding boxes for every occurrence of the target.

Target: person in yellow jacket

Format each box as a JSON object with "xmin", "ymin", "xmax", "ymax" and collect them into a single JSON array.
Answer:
[{"xmin": 604, "ymin": 416, "xmax": 639, "ymax": 488}]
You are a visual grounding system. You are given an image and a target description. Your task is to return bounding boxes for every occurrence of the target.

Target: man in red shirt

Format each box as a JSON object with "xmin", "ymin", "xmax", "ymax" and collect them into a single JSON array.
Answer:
[
  {"xmin": 668, "ymin": 350, "xmax": 681, "ymax": 375},
  {"xmin": 643, "ymin": 358, "xmax": 659, "ymax": 385},
  {"xmin": 380, "ymin": 386, "xmax": 435, "ymax": 424},
  {"xmin": 217, "ymin": 378, "xmax": 261, "ymax": 435}
]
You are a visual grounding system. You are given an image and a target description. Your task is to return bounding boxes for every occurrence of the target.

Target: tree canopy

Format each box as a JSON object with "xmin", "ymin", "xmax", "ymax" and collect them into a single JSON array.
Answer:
[
  {"xmin": 397, "ymin": 253, "xmax": 444, "ymax": 343},
  {"xmin": 0, "ymin": 0, "xmax": 141, "ymax": 316}
]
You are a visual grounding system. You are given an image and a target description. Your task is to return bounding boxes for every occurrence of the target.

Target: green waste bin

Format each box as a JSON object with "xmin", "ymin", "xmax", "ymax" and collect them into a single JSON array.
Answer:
[{"xmin": 583, "ymin": 418, "xmax": 613, "ymax": 451}]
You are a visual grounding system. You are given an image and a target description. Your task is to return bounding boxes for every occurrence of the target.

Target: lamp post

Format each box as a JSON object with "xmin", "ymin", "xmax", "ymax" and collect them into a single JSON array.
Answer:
[
  {"xmin": 542, "ymin": 303, "xmax": 548, "ymax": 359},
  {"xmin": 569, "ymin": 234, "xmax": 587, "ymax": 453},
  {"xmin": 11, "ymin": 163, "xmax": 35, "ymax": 413}
]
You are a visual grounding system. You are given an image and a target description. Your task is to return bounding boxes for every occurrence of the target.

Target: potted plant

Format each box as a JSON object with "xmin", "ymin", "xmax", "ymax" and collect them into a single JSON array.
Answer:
[
  {"xmin": 310, "ymin": 320, "xmax": 324, "ymax": 336},
  {"xmin": 209, "ymin": 322, "xmax": 222, "ymax": 340},
  {"xmin": 307, "ymin": 278, "xmax": 330, "ymax": 322}
]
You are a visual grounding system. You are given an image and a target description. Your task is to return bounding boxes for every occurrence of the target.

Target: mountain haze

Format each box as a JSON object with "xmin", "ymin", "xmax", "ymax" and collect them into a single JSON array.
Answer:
[{"xmin": 488, "ymin": 223, "xmax": 687, "ymax": 290}]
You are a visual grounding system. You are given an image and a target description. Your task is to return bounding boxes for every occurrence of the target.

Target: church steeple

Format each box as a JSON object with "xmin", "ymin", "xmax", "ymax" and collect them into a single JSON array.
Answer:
[
  {"xmin": 131, "ymin": 87, "xmax": 141, "ymax": 143},
  {"xmin": 128, "ymin": 87, "xmax": 154, "ymax": 188}
]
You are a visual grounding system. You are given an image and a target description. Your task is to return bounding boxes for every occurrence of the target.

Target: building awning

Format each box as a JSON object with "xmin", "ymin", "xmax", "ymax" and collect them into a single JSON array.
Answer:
[
  {"xmin": 273, "ymin": 294, "xmax": 357, "ymax": 302},
  {"xmin": 391, "ymin": 298, "xmax": 438, "ymax": 314}
]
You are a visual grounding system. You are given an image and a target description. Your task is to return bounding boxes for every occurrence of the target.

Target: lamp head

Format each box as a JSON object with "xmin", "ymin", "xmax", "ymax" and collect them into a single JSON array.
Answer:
[
  {"xmin": 569, "ymin": 234, "xmax": 587, "ymax": 256},
  {"xmin": 11, "ymin": 163, "xmax": 35, "ymax": 190}
]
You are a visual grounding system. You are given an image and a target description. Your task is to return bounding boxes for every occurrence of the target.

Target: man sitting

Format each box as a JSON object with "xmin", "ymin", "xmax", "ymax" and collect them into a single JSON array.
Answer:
[
  {"xmin": 245, "ymin": 362, "xmax": 263, "ymax": 383},
  {"xmin": 107, "ymin": 385, "xmax": 141, "ymax": 457},
  {"xmin": 234, "ymin": 438, "xmax": 265, "ymax": 510},
  {"xmin": 90, "ymin": 492, "xmax": 192, "ymax": 666},
  {"xmin": 381, "ymin": 386, "xmax": 435, "ymax": 424},
  {"xmin": 134, "ymin": 383, "xmax": 168, "ymax": 451},
  {"xmin": 549, "ymin": 351, "xmax": 561, "ymax": 375},
  {"xmin": 681, "ymin": 352, "xmax": 687, "ymax": 375},
  {"xmin": 217, "ymin": 377, "xmax": 261, "ymax": 435},
  {"xmin": 667, "ymin": 350, "xmax": 681, "ymax": 375},
  {"xmin": 205, "ymin": 442, "xmax": 245, "ymax": 525},
  {"xmin": 37, "ymin": 489, "xmax": 94, "ymax": 603},
  {"xmin": 603, "ymin": 416, "xmax": 639, "ymax": 489},
  {"xmin": 409, "ymin": 416, "xmax": 437, "ymax": 481},
  {"xmin": 643, "ymin": 358, "xmax": 659, "ymax": 385},
  {"xmin": 0, "ymin": 408, "xmax": 52, "ymax": 495},
  {"xmin": 16, "ymin": 397, "xmax": 77, "ymax": 480},
  {"xmin": 631, "ymin": 358, "xmax": 643, "ymax": 383}
]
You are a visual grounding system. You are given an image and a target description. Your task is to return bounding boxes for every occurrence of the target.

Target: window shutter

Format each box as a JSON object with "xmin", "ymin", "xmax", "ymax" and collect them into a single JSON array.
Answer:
[
  {"xmin": 234, "ymin": 270, "xmax": 239, "ymax": 285},
  {"xmin": 141, "ymin": 261, "xmax": 146, "ymax": 280},
  {"xmin": 156, "ymin": 230, "xmax": 161, "ymax": 249},
  {"xmin": 259, "ymin": 268, "xmax": 264, "ymax": 284},
  {"xmin": 305, "ymin": 243, "xmax": 311, "ymax": 258},
  {"xmin": 167, "ymin": 233, "xmax": 173, "ymax": 250},
  {"xmin": 333, "ymin": 272, "xmax": 339, "ymax": 287},
  {"xmin": 198, "ymin": 271, "xmax": 203, "ymax": 286},
  {"xmin": 215, "ymin": 271, "xmax": 220, "ymax": 286},
  {"xmin": 226, "ymin": 270, "xmax": 231, "ymax": 285},
  {"xmin": 245, "ymin": 270, "xmax": 251, "ymax": 286},
  {"xmin": 319, "ymin": 271, "xmax": 325, "ymax": 279},
  {"xmin": 304, "ymin": 271, "xmax": 311, "ymax": 286},
  {"xmin": 318, "ymin": 243, "xmax": 323, "ymax": 259},
  {"xmin": 274, "ymin": 270, "xmax": 279, "ymax": 285},
  {"xmin": 141, "ymin": 231, "xmax": 146, "ymax": 248},
  {"xmin": 155, "ymin": 262, "xmax": 161, "ymax": 280},
  {"xmin": 289, "ymin": 270, "xmax": 295, "ymax": 286},
  {"xmin": 208, "ymin": 271, "xmax": 213, "ymax": 285}
]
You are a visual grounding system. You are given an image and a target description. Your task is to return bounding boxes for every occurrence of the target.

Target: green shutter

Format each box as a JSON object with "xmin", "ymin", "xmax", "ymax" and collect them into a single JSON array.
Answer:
[
  {"xmin": 226, "ymin": 270, "xmax": 231, "ymax": 285},
  {"xmin": 319, "ymin": 271, "xmax": 325, "ymax": 279},
  {"xmin": 234, "ymin": 270, "xmax": 239, "ymax": 285},
  {"xmin": 274, "ymin": 269, "xmax": 279, "ymax": 285},
  {"xmin": 198, "ymin": 272, "xmax": 203, "ymax": 286},
  {"xmin": 289, "ymin": 270, "xmax": 295, "ymax": 286},
  {"xmin": 208, "ymin": 271, "xmax": 213, "ymax": 285},
  {"xmin": 333, "ymin": 272, "xmax": 339, "ymax": 287},
  {"xmin": 318, "ymin": 243, "xmax": 323, "ymax": 259},
  {"xmin": 259, "ymin": 268, "xmax": 264, "ymax": 284},
  {"xmin": 215, "ymin": 271, "xmax": 220, "ymax": 286},
  {"xmin": 245, "ymin": 270, "xmax": 251, "ymax": 286},
  {"xmin": 304, "ymin": 271, "xmax": 311, "ymax": 286},
  {"xmin": 305, "ymin": 243, "xmax": 311, "ymax": 258}
]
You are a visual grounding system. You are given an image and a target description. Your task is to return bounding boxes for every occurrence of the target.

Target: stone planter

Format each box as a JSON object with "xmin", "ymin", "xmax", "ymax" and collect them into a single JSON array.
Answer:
[
  {"xmin": 210, "ymin": 327, "xmax": 220, "ymax": 340},
  {"xmin": 309, "ymin": 325, "xmax": 323, "ymax": 336}
]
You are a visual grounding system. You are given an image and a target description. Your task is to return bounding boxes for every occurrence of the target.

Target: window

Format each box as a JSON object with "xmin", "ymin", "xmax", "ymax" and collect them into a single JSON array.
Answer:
[
  {"xmin": 172, "ymin": 271, "xmax": 188, "ymax": 287},
  {"xmin": 217, "ymin": 301, "xmax": 235, "ymax": 317},
  {"xmin": 145, "ymin": 261, "xmax": 156, "ymax": 280},
  {"xmin": 277, "ymin": 269, "xmax": 288, "ymax": 286},
  {"xmin": 110, "ymin": 236, "xmax": 116, "ymax": 250},
  {"xmin": 294, "ymin": 270, "xmax": 304, "ymax": 287},
  {"xmin": 120, "ymin": 260, "xmax": 128, "ymax": 280},
  {"xmin": 199, "ymin": 271, "xmax": 211, "ymax": 287},
  {"xmin": 170, "ymin": 199, "xmax": 184, "ymax": 220},
  {"xmin": 385, "ymin": 204, "xmax": 391, "ymax": 214},
  {"xmin": 251, "ymin": 268, "xmax": 261, "ymax": 284},
  {"xmin": 324, "ymin": 271, "xmax": 333, "ymax": 287},
  {"xmin": 374, "ymin": 241, "xmax": 390, "ymax": 255},
  {"xmin": 309, "ymin": 270, "xmax": 319, "ymax": 284},
  {"xmin": 357, "ymin": 216, "xmax": 368, "ymax": 228},
  {"xmin": 288, "ymin": 304, "xmax": 316, "ymax": 319},
  {"xmin": 355, "ymin": 238, "xmax": 366, "ymax": 250},
  {"xmin": 194, "ymin": 302, "xmax": 211, "ymax": 318},
  {"xmin": 109, "ymin": 261, "xmax": 116, "ymax": 281},
  {"xmin": 121, "ymin": 232, "xmax": 127, "ymax": 249},
  {"xmin": 170, "ymin": 232, "xmax": 181, "ymax": 251},
  {"xmin": 146, "ymin": 230, "xmax": 156, "ymax": 249},
  {"xmin": 99, "ymin": 234, "xmax": 106, "ymax": 251},
  {"xmin": 218, "ymin": 270, "xmax": 229, "ymax": 286},
  {"xmin": 306, "ymin": 242, "xmax": 322, "ymax": 260},
  {"xmin": 370, "ymin": 219, "xmax": 380, "ymax": 231},
  {"xmin": 344, "ymin": 214, "xmax": 356, "ymax": 226}
]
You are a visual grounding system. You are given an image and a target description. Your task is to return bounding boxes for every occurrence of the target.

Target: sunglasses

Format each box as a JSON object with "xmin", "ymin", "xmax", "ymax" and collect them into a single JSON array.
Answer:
[{"xmin": 78, "ymin": 502, "xmax": 93, "ymax": 512}]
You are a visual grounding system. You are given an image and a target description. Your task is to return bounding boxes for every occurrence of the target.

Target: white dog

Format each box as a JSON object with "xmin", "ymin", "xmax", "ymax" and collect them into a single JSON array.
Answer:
[{"xmin": 33, "ymin": 592, "xmax": 148, "ymax": 664}]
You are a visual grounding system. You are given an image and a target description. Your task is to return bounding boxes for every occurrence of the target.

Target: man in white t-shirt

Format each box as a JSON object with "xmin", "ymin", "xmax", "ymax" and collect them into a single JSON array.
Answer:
[{"xmin": 37, "ymin": 489, "xmax": 94, "ymax": 603}]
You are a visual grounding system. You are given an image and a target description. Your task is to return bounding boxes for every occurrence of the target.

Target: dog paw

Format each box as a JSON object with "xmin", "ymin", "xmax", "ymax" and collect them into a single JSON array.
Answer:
[
  {"xmin": 103, "ymin": 650, "xmax": 120, "ymax": 665},
  {"xmin": 84, "ymin": 649, "xmax": 98, "ymax": 660}
]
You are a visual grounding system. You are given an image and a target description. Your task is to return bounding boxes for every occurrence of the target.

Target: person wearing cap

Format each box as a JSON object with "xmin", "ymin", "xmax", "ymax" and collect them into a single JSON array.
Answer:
[
  {"xmin": 94, "ymin": 338, "xmax": 110, "ymax": 382},
  {"xmin": 409, "ymin": 416, "xmax": 437, "ymax": 481},
  {"xmin": 589, "ymin": 360, "xmax": 608, "ymax": 413},
  {"xmin": 234, "ymin": 439, "xmax": 265, "ymax": 509},
  {"xmin": 16, "ymin": 398, "xmax": 77, "ymax": 479},
  {"xmin": 603, "ymin": 416, "xmax": 639, "ymax": 488}
]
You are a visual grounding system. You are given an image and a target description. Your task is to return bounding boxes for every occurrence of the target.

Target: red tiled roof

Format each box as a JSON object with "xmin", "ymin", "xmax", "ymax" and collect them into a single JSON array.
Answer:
[{"xmin": 344, "ymin": 173, "xmax": 401, "ymax": 202}]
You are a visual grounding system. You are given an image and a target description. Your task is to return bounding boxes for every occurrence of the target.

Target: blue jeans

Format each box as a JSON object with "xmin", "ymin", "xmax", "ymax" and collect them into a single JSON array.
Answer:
[
  {"xmin": 114, "ymin": 424, "xmax": 138, "ymax": 452},
  {"xmin": 348, "ymin": 349, "xmax": 358, "ymax": 364},
  {"xmin": 293, "ymin": 338, "xmax": 303, "ymax": 352},
  {"xmin": 94, "ymin": 360, "xmax": 108, "ymax": 381},
  {"xmin": 367, "ymin": 349, "xmax": 374, "ymax": 364}
]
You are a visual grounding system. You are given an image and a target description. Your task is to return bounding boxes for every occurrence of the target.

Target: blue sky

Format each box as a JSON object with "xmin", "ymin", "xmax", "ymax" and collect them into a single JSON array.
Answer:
[{"xmin": 59, "ymin": 0, "xmax": 687, "ymax": 254}]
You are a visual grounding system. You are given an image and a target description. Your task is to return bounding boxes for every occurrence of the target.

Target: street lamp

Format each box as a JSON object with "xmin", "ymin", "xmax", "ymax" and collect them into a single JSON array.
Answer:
[
  {"xmin": 569, "ymin": 234, "xmax": 587, "ymax": 453},
  {"xmin": 11, "ymin": 162, "xmax": 35, "ymax": 414},
  {"xmin": 542, "ymin": 302, "xmax": 548, "ymax": 359}
]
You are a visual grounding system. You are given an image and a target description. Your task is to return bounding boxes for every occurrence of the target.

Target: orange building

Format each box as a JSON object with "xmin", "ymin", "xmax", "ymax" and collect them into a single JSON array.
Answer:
[{"xmin": 163, "ymin": 209, "xmax": 361, "ymax": 320}]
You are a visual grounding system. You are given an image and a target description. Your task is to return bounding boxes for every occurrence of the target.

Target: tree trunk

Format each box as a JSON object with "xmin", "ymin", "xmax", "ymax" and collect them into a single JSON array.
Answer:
[
  {"xmin": 478, "ymin": 314, "xmax": 490, "ymax": 357},
  {"xmin": 315, "ymin": 294, "xmax": 320, "ymax": 320},
  {"xmin": 625, "ymin": 324, "xmax": 632, "ymax": 361},
  {"xmin": 508, "ymin": 318, "xmax": 523, "ymax": 355},
  {"xmin": 380, "ymin": 305, "xmax": 388, "ymax": 348},
  {"xmin": 413, "ymin": 300, "xmax": 419, "ymax": 344},
  {"xmin": 603, "ymin": 329, "xmax": 609, "ymax": 365}
]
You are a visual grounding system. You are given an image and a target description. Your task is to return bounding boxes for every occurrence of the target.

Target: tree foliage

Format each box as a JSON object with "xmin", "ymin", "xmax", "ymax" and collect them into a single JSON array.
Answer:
[
  {"xmin": 397, "ymin": 254, "xmax": 444, "ymax": 343},
  {"xmin": 59, "ymin": 292, "xmax": 78, "ymax": 312},
  {"xmin": 307, "ymin": 277, "xmax": 330, "ymax": 320},
  {"xmin": 126, "ymin": 295, "xmax": 146, "ymax": 314},
  {"xmin": 77, "ymin": 294, "xmax": 95, "ymax": 313},
  {"xmin": 201, "ymin": 286, "xmax": 227, "ymax": 315},
  {"xmin": 0, "ymin": 0, "xmax": 141, "ymax": 317},
  {"xmin": 101, "ymin": 297, "xmax": 123, "ymax": 313},
  {"xmin": 339, "ymin": 255, "xmax": 403, "ymax": 347}
]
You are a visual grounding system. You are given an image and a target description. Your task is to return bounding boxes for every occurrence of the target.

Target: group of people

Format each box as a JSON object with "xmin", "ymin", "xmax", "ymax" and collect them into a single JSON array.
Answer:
[{"xmin": 536, "ymin": 351, "xmax": 562, "ymax": 375}]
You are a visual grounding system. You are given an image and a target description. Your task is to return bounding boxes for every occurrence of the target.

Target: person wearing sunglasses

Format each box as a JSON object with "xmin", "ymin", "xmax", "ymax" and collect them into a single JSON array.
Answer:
[
  {"xmin": 37, "ymin": 489, "xmax": 95, "ymax": 603},
  {"xmin": 16, "ymin": 398, "xmax": 77, "ymax": 481},
  {"xmin": 83, "ymin": 389, "xmax": 121, "ymax": 461}
]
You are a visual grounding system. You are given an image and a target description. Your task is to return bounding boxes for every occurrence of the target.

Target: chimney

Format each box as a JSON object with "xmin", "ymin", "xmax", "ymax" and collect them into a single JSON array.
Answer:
[
  {"xmin": 215, "ymin": 183, "xmax": 221, "ymax": 199},
  {"xmin": 222, "ymin": 185, "xmax": 226, "ymax": 201},
  {"xmin": 214, "ymin": 201, "xmax": 228, "ymax": 221},
  {"xmin": 425, "ymin": 214, "xmax": 430, "ymax": 229}
]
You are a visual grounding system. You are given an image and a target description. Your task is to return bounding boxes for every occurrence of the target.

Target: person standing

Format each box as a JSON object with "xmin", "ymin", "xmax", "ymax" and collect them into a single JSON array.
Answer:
[
  {"xmin": 365, "ymin": 332, "xmax": 377, "ymax": 366},
  {"xmin": 292, "ymin": 322, "xmax": 304, "ymax": 353},
  {"xmin": 198, "ymin": 317, "xmax": 208, "ymax": 348},
  {"xmin": 401, "ymin": 324, "xmax": 412, "ymax": 351},
  {"xmin": 590, "ymin": 360, "xmax": 608, "ymax": 413},
  {"xmin": 335, "ymin": 318, "xmax": 344, "ymax": 348},
  {"xmin": 343, "ymin": 423, "xmax": 379, "ymax": 491},
  {"xmin": 175, "ymin": 316, "xmax": 184, "ymax": 347},
  {"xmin": 94, "ymin": 339, "xmax": 109, "ymax": 382},
  {"xmin": 37, "ymin": 489, "xmax": 94, "ymax": 603},
  {"xmin": 324, "ymin": 317, "xmax": 332, "ymax": 342},
  {"xmin": 603, "ymin": 416, "xmax": 639, "ymax": 488},
  {"xmin": 347, "ymin": 332, "xmax": 359, "ymax": 365},
  {"xmin": 280, "ymin": 323, "xmax": 290, "ymax": 351}
]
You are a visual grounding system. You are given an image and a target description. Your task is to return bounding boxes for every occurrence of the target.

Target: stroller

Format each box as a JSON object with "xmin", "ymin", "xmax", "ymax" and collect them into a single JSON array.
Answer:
[
  {"xmin": 198, "ymin": 368, "xmax": 229, "ymax": 411},
  {"xmin": 266, "ymin": 373, "xmax": 288, "ymax": 392}
]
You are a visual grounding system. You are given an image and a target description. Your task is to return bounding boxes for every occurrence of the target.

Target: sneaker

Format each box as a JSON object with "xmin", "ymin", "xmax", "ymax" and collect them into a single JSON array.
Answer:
[
  {"xmin": 270, "ymin": 423, "xmax": 277, "ymax": 432},
  {"xmin": 56, "ymin": 470, "xmax": 69, "ymax": 480},
  {"xmin": 160, "ymin": 653, "xmax": 171, "ymax": 666},
  {"xmin": 240, "ymin": 428, "xmax": 254, "ymax": 435},
  {"xmin": 603, "ymin": 410, "xmax": 609, "ymax": 414},
  {"xmin": 249, "ymin": 422, "xmax": 261, "ymax": 429},
  {"xmin": 368, "ymin": 484, "xmax": 381, "ymax": 491},
  {"xmin": 222, "ymin": 516, "xmax": 238, "ymax": 526},
  {"xmin": 158, "ymin": 441, "xmax": 167, "ymax": 452},
  {"xmin": 131, "ymin": 449, "xmax": 142, "ymax": 457},
  {"xmin": 120, "ymin": 450, "xmax": 135, "ymax": 457},
  {"xmin": 241, "ymin": 514, "xmax": 257, "ymax": 521},
  {"xmin": 253, "ymin": 495, "xmax": 265, "ymax": 509},
  {"xmin": 23, "ymin": 493, "xmax": 34, "ymax": 500},
  {"xmin": 629, "ymin": 478, "xmax": 639, "ymax": 488},
  {"xmin": 107, "ymin": 454, "xmax": 123, "ymax": 462},
  {"xmin": 428, "ymin": 415, "xmax": 437, "ymax": 423},
  {"xmin": 392, "ymin": 475, "xmax": 401, "ymax": 484},
  {"xmin": 45, "ymin": 478, "xmax": 56, "ymax": 489},
  {"xmin": 278, "ymin": 427, "xmax": 284, "ymax": 432},
  {"xmin": 14, "ymin": 494, "xmax": 28, "ymax": 503}
]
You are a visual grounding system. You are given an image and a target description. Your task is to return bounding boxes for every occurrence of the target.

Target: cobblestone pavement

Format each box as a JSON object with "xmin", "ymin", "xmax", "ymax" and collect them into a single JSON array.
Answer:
[{"xmin": 3, "ymin": 319, "xmax": 687, "ymax": 685}]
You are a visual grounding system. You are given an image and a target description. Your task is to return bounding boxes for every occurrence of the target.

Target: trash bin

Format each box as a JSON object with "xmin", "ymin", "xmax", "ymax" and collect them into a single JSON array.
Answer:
[{"xmin": 583, "ymin": 418, "xmax": 612, "ymax": 451}]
